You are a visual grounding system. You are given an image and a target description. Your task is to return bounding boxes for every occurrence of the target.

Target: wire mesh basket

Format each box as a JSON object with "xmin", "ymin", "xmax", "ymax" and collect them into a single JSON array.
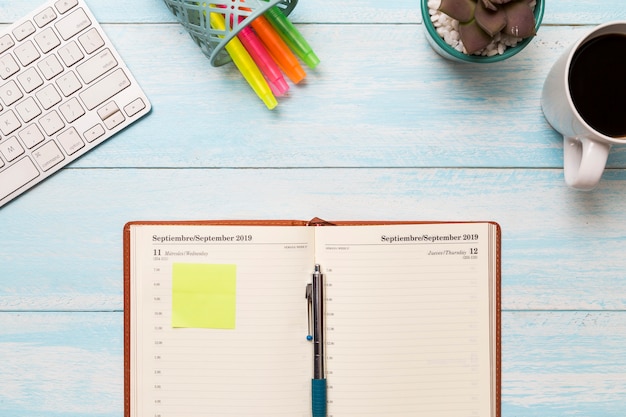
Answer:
[{"xmin": 163, "ymin": 0, "xmax": 298, "ymax": 66}]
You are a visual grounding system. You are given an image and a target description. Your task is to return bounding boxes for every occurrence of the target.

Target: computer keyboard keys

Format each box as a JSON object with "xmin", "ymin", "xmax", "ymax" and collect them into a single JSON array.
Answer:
[
  {"xmin": 0, "ymin": 0, "xmax": 151, "ymax": 207},
  {"xmin": 0, "ymin": 109, "xmax": 21, "ymax": 135},
  {"xmin": 0, "ymin": 54, "xmax": 19, "ymax": 80},
  {"xmin": 55, "ymin": 7, "xmax": 91, "ymax": 40},
  {"xmin": 55, "ymin": 0, "xmax": 79, "ymax": 14},
  {"xmin": 33, "ymin": 140, "xmax": 64, "ymax": 171},
  {"xmin": 17, "ymin": 67, "xmax": 44, "ymax": 93},
  {"xmin": 0, "ymin": 35, "xmax": 15, "ymax": 54},
  {"xmin": 1, "ymin": 136, "xmax": 25, "ymax": 161},
  {"xmin": 34, "ymin": 27, "xmax": 61, "ymax": 53},
  {"xmin": 16, "ymin": 97, "xmax": 42, "ymax": 123},
  {"xmin": 78, "ymin": 28, "xmax": 104, "ymax": 54},
  {"xmin": 19, "ymin": 124, "xmax": 45, "ymax": 149},
  {"xmin": 38, "ymin": 55, "xmax": 64, "ymax": 80},
  {"xmin": 39, "ymin": 110, "xmax": 65, "ymax": 136},
  {"xmin": 58, "ymin": 41, "xmax": 84, "ymax": 67},
  {"xmin": 59, "ymin": 97, "xmax": 85, "ymax": 123},
  {"xmin": 14, "ymin": 40, "xmax": 40, "ymax": 66},
  {"xmin": 0, "ymin": 80, "xmax": 24, "ymax": 106},
  {"xmin": 80, "ymin": 68, "xmax": 130, "ymax": 110},
  {"xmin": 83, "ymin": 123, "xmax": 104, "ymax": 142},
  {"xmin": 124, "ymin": 98, "xmax": 146, "ymax": 117},
  {"xmin": 34, "ymin": 7, "xmax": 58, "ymax": 28},
  {"xmin": 77, "ymin": 48, "xmax": 117, "ymax": 84},
  {"xmin": 36, "ymin": 84, "xmax": 62, "ymax": 109},
  {"xmin": 57, "ymin": 127, "xmax": 84, "ymax": 155},
  {"xmin": 56, "ymin": 71, "xmax": 82, "ymax": 96},
  {"xmin": 13, "ymin": 21, "xmax": 36, "ymax": 41}
]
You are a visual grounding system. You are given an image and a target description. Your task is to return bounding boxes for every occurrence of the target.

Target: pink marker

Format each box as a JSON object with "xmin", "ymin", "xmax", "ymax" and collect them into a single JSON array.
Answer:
[
  {"xmin": 237, "ymin": 21, "xmax": 289, "ymax": 97},
  {"xmin": 216, "ymin": 5, "xmax": 289, "ymax": 97}
]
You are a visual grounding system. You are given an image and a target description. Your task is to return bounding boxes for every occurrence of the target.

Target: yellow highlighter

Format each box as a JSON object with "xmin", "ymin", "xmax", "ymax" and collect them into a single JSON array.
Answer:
[{"xmin": 209, "ymin": 12, "xmax": 277, "ymax": 110}]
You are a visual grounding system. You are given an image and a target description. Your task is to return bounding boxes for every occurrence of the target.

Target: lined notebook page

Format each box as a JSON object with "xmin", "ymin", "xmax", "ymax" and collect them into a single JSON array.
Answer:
[
  {"xmin": 315, "ymin": 223, "xmax": 496, "ymax": 417},
  {"xmin": 128, "ymin": 225, "xmax": 314, "ymax": 417}
]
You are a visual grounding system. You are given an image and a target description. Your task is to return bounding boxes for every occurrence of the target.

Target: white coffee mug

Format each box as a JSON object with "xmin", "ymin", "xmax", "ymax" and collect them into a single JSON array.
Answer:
[{"xmin": 541, "ymin": 21, "xmax": 626, "ymax": 190}]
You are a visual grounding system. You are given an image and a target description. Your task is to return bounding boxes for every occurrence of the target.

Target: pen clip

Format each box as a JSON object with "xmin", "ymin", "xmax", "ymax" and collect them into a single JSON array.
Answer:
[{"xmin": 306, "ymin": 283, "xmax": 313, "ymax": 341}]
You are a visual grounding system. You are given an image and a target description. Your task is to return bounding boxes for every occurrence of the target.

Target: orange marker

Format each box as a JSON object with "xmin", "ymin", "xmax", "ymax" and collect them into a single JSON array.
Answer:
[{"xmin": 250, "ymin": 15, "xmax": 306, "ymax": 84}]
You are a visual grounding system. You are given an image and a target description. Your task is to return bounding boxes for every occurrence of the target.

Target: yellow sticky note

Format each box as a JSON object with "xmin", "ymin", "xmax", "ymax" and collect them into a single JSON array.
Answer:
[{"xmin": 171, "ymin": 263, "xmax": 236, "ymax": 329}]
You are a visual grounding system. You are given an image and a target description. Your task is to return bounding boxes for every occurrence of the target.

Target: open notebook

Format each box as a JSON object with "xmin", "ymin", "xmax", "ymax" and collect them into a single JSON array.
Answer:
[{"xmin": 124, "ymin": 219, "xmax": 501, "ymax": 417}]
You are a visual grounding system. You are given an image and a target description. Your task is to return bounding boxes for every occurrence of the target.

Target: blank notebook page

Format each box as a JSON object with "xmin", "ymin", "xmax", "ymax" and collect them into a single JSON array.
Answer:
[{"xmin": 315, "ymin": 223, "xmax": 495, "ymax": 417}]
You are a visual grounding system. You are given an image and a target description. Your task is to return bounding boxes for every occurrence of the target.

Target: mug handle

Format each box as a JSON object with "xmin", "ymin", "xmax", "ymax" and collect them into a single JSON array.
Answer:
[{"xmin": 563, "ymin": 136, "xmax": 611, "ymax": 190}]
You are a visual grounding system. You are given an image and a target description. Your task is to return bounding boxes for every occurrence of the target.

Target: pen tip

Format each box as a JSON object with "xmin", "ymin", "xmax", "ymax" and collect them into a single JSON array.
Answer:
[
  {"xmin": 270, "ymin": 78, "xmax": 290, "ymax": 97},
  {"xmin": 303, "ymin": 52, "xmax": 320, "ymax": 69},
  {"xmin": 262, "ymin": 94, "xmax": 278, "ymax": 110}
]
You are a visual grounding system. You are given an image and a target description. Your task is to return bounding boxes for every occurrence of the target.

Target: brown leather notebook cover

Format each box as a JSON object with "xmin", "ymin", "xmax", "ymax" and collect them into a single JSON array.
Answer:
[{"xmin": 123, "ymin": 219, "xmax": 501, "ymax": 417}]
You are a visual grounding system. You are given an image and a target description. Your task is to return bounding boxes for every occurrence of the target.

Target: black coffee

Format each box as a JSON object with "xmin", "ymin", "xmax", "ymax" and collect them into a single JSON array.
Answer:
[{"xmin": 568, "ymin": 33, "xmax": 626, "ymax": 138}]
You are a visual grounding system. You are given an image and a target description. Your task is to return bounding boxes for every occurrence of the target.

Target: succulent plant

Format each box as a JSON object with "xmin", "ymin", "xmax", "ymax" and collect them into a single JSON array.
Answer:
[{"xmin": 438, "ymin": 0, "xmax": 537, "ymax": 54}]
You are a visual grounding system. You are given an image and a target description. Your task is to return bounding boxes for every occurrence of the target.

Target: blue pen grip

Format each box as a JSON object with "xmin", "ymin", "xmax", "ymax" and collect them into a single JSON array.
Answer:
[{"xmin": 312, "ymin": 378, "xmax": 327, "ymax": 417}]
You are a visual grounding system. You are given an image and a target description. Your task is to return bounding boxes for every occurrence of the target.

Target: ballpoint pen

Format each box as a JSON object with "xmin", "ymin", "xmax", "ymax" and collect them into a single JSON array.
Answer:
[
  {"xmin": 250, "ymin": 15, "xmax": 306, "ymax": 84},
  {"xmin": 263, "ymin": 5, "xmax": 320, "ymax": 69},
  {"xmin": 307, "ymin": 264, "xmax": 327, "ymax": 417},
  {"xmin": 208, "ymin": 11, "xmax": 278, "ymax": 109}
]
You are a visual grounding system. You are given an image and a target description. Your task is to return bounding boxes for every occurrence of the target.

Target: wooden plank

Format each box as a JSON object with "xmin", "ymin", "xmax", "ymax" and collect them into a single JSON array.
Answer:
[
  {"xmin": 2, "ymin": 168, "xmax": 626, "ymax": 311},
  {"xmin": 0, "ymin": 311, "xmax": 624, "ymax": 416},
  {"xmin": 13, "ymin": 23, "xmax": 616, "ymax": 169},
  {"xmin": 2, "ymin": 0, "xmax": 626, "ymax": 24}
]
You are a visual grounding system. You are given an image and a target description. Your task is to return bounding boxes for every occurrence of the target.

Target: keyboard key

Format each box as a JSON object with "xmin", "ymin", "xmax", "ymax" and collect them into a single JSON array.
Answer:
[
  {"xmin": 19, "ymin": 124, "xmax": 45, "ymax": 149},
  {"xmin": 0, "ymin": 54, "xmax": 20, "ymax": 80},
  {"xmin": 38, "ymin": 55, "xmax": 64, "ymax": 80},
  {"xmin": 0, "ymin": 80, "xmax": 24, "ymax": 106},
  {"xmin": 58, "ymin": 41, "xmax": 84, "ymax": 67},
  {"xmin": 103, "ymin": 111, "xmax": 125, "ymax": 130},
  {"xmin": 36, "ymin": 84, "xmax": 62, "ymax": 110},
  {"xmin": 79, "ymin": 68, "xmax": 130, "ymax": 110},
  {"xmin": 14, "ymin": 40, "xmax": 41, "ymax": 67},
  {"xmin": 0, "ymin": 109, "xmax": 21, "ymax": 135},
  {"xmin": 55, "ymin": 7, "xmax": 91, "ymax": 40},
  {"xmin": 78, "ymin": 28, "xmax": 104, "ymax": 54},
  {"xmin": 13, "ymin": 21, "xmax": 36, "ymax": 41},
  {"xmin": 15, "ymin": 96, "xmax": 42, "ymax": 123},
  {"xmin": 0, "ymin": 157, "xmax": 40, "ymax": 200},
  {"xmin": 57, "ymin": 127, "xmax": 84, "ymax": 155},
  {"xmin": 83, "ymin": 123, "xmax": 104, "ymax": 142},
  {"xmin": 97, "ymin": 101, "xmax": 119, "ymax": 120},
  {"xmin": 32, "ymin": 140, "xmax": 65, "ymax": 171},
  {"xmin": 34, "ymin": 27, "xmax": 61, "ymax": 53},
  {"xmin": 0, "ymin": 35, "xmax": 15, "ymax": 55},
  {"xmin": 59, "ymin": 97, "xmax": 85, "ymax": 123},
  {"xmin": 77, "ymin": 48, "xmax": 117, "ymax": 84},
  {"xmin": 55, "ymin": 0, "xmax": 79, "ymax": 14},
  {"xmin": 124, "ymin": 98, "xmax": 147, "ymax": 117},
  {"xmin": 17, "ymin": 67, "xmax": 44, "ymax": 93},
  {"xmin": 39, "ymin": 110, "xmax": 65, "ymax": 136},
  {"xmin": 34, "ymin": 7, "xmax": 58, "ymax": 28},
  {"xmin": 56, "ymin": 71, "xmax": 82, "ymax": 96},
  {"xmin": 0, "ymin": 136, "xmax": 25, "ymax": 161}
]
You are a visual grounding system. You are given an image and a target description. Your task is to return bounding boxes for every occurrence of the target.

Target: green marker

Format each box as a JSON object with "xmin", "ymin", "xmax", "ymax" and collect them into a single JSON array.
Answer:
[{"xmin": 264, "ymin": 6, "xmax": 320, "ymax": 69}]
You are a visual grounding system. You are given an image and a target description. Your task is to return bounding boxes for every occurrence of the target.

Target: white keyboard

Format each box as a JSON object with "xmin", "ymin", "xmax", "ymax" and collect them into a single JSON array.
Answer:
[{"xmin": 0, "ymin": 0, "xmax": 151, "ymax": 207}]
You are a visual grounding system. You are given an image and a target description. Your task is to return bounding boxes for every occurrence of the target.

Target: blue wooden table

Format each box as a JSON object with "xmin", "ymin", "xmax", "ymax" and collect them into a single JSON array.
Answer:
[{"xmin": 1, "ymin": 0, "xmax": 626, "ymax": 415}]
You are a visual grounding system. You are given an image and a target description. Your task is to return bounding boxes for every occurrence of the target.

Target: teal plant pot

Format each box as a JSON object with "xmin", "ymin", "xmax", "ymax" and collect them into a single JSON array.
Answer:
[{"xmin": 421, "ymin": 0, "xmax": 545, "ymax": 63}]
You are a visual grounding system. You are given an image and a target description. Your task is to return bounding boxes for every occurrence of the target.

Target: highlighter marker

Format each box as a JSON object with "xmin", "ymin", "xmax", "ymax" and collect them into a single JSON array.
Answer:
[
  {"xmin": 264, "ymin": 6, "xmax": 320, "ymax": 69},
  {"xmin": 236, "ymin": 17, "xmax": 289, "ymax": 97},
  {"xmin": 209, "ymin": 12, "xmax": 277, "ymax": 109},
  {"xmin": 250, "ymin": 15, "xmax": 306, "ymax": 84}
]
